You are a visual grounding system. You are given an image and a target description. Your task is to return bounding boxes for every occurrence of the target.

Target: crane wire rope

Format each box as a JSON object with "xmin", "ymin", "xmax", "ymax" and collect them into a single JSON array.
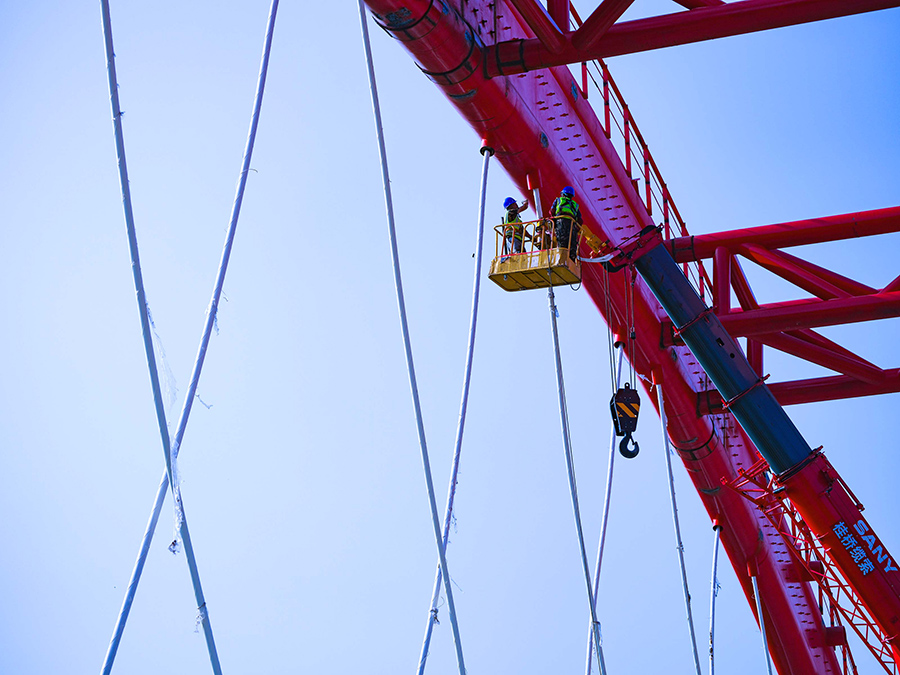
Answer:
[
  {"xmin": 708, "ymin": 523, "xmax": 722, "ymax": 675},
  {"xmin": 98, "ymin": 2, "xmax": 229, "ymax": 672},
  {"xmin": 626, "ymin": 271, "xmax": 637, "ymax": 389},
  {"xmin": 585, "ymin": 342, "xmax": 624, "ymax": 675},
  {"xmin": 751, "ymin": 573, "xmax": 775, "ymax": 675},
  {"xmin": 416, "ymin": 146, "xmax": 493, "ymax": 675},
  {"xmin": 603, "ymin": 266, "xmax": 617, "ymax": 393},
  {"xmin": 656, "ymin": 383, "xmax": 703, "ymax": 675},
  {"xmin": 546, "ymin": 283, "xmax": 607, "ymax": 675},
  {"xmin": 99, "ymin": 2, "xmax": 279, "ymax": 672},
  {"xmin": 357, "ymin": 4, "xmax": 468, "ymax": 673}
]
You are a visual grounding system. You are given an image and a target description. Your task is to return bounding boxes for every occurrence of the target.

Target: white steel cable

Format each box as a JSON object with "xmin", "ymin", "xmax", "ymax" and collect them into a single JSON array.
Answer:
[
  {"xmin": 708, "ymin": 524, "xmax": 722, "ymax": 675},
  {"xmin": 98, "ymin": 1, "xmax": 225, "ymax": 672},
  {"xmin": 656, "ymin": 383, "xmax": 703, "ymax": 675},
  {"xmin": 358, "ymin": 4, "xmax": 467, "ymax": 674},
  {"xmin": 416, "ymin": 146, "xmax": 493, "ymax": 675},
  {"xmin": 547, "ymin": 284, "xmax": 607, "ymax": 675},
  {"xmin": 100, "ymin": 2, "xmax": 279, "ymax": 672},
  {"xmin": 585, "ymin": 343, "xmax": 624, "ymax": 675},
  {"xmin": 751, "ymin": 574, "xmax": 775, "ymax": 675},
  {"xmin": 102, "ymin": 0, "xmax": 278, "ymax": 675}
]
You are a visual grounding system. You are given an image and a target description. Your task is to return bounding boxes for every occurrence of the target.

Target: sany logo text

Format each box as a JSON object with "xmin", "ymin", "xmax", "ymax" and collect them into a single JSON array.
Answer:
[{"xmin": 853, "ymin": 520, "xmax": 899, "ymax": 574}]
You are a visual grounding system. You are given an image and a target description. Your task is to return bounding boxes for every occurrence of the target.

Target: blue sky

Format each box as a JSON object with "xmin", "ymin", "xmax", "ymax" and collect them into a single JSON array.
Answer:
[{"xmin": 1, "ymin": 2, "xmax": 898, "ymax": 674}]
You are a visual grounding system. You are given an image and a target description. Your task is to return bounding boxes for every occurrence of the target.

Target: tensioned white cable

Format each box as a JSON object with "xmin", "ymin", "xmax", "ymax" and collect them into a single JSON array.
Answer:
[
  {"xmin": 656, "ymin": 383, "xmax": 703, "ymax": 675},
  {"xmin": 708, "ymin": 523, "xmax": 722, "ymax": 675},
  {"xmin": 585, "ymin": 343, "xmax": 624, "ymax": 675},
  {"xmin": 358, "ymin": 4, "xmax": 467, "ymax": 673},
  {"xmin": 751, "ymin": 573, "xmax": 774, "ymax": 675},
  {"xmin": 100, "ymin": 2, "xmax": 279, "ymax": 672},
  {"xmin": 547, "ymin": 284, "xmax": 607, "ymax": 675},
  {"xmin": 417, "ymin": 146, "xmax": 493, "ymax": 675},
  {"xmin": 98, "ymin": 1, "xmax": 224, "ymax": 672}
]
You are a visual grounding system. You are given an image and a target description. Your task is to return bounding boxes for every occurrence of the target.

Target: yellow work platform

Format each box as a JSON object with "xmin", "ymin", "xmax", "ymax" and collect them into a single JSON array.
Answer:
[
  {"xmin": 489, "ymin": 248, "xmax": 581, "ymax": 291},
  {"xmin": 488, "ymin": 217, "xmax": 583, "ymax": 291}
]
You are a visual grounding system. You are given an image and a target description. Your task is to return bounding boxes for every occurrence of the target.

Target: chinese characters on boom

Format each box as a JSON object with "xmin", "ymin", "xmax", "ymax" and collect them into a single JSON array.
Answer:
[{"xmin": 832, "ymin": 520, "xmax": 900, "ymax": 576}]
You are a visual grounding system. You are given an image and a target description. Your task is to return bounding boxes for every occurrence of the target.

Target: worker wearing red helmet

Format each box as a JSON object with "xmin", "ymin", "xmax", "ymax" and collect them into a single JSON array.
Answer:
[
  {"xmin": 501, "ymin": 196, "xmax": 528, "ymax": 254},
  {"xmin": 550, "ymin": 186, "xmax": 583, "ymax": 260}
]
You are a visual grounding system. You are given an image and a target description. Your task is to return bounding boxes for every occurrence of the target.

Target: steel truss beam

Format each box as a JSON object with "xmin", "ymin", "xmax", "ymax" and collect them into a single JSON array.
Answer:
[
  {"xmin": 668, "ymin": 207, "xmax": 900, "ymax": 263},
  {"xmin": 485, "ymin": 0, "xmax": 900, "ymax": 76},
  {"xmin": 664, "ymin": 291, "xmax": 900, "ymax": 343},
  {"xmin": 726, "ymin": 458, "xmax": 899, "ymax": 675},
  {"xmin": 657, "ymin": 208, "xmax": 900, "ymax": 406},
  {"xmin": 721, "ymin": 291, "xmax": 900, "ymax": 335}
]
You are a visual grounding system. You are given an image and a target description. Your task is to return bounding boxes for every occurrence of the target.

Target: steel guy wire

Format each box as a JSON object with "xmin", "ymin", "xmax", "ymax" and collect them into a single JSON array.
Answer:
[
  {"xmin": 101, "ymin": 1, "xmax": 279, "ymax": 672},
  {"xmin": 358, "ymin": 3, "xmax": 467, "ymax": 673},
  {"xmin": 417, "ymin": 145, "xmax": 493, "ymax": 675}
]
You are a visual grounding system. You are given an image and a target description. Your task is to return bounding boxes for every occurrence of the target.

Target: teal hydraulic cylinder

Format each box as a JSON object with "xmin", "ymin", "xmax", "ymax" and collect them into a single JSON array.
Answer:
[{"xmin": 634, "ymin": 243, "xmax": 811, "ymax": 476}]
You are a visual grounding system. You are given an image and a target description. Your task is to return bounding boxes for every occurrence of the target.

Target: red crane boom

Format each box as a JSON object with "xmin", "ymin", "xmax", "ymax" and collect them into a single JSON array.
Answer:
[{"xmin": 361, "ymin": 1, "xmax": 900, "ymax": 671}]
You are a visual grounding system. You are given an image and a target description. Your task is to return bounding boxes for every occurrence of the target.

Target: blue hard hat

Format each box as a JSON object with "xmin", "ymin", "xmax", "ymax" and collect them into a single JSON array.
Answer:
[
  {"xmin": 561, "ymin": 186, "xmax": 574, "ymax": 196},
  {"xmin": 503, "ymin": 197, "xmax": 517, "ymax": 209}
]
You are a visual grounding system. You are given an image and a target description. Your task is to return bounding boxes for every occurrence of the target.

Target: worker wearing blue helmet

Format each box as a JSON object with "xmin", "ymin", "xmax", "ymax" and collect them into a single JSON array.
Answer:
[
  {"xmin": 550, "ymin": 186, "xmax": 583, "ymax": 260},
  {"xmin": 501, "ymin": 196, "xmax": 528, "ymax": 255}
]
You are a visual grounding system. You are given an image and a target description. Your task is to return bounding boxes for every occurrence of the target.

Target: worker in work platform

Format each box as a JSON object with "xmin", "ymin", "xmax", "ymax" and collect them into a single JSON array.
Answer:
[
  {"xmin": 550, "ymin": 186, "xmax": 583, "ymax": 260},
  {"xmin": 502, "ymin": 197, "xmax": 528, "ymax": 254}
]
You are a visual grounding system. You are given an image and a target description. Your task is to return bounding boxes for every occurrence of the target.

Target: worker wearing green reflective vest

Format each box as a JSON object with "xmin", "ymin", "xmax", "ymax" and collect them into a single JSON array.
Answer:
[
  {"xmin": 550, "ymin": 186, "xmax": 583, "ymax": 260},
  {"xmin": 502, "ymin": 196, "xmax": 528, "ymax": 254}
]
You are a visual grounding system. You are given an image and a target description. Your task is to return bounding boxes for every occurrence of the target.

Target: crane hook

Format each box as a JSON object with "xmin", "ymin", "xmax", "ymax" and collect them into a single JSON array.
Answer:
[
  {"xmin": 619, "ymin": 433, "xmax": 639, "ymax": 459},
  {"xmin": 610, "ymin": 383, "xmax": 641, "ymax": 460}
]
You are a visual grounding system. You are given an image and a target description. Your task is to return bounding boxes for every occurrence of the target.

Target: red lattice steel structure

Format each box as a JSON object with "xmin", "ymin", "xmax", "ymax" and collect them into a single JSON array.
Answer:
[
  {"xmin": 362, "ymin": 1, "xmax": 900, "ymax": 672},
  {"xmin": 727, "ymin": 456, "xmax": 898, "ymax": 674}
]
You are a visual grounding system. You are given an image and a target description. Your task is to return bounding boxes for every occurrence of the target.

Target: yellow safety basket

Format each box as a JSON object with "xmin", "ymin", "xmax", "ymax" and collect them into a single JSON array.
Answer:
[{"xmin": 488, "ymin": 217, "xmax": 582, "ymax": 291}]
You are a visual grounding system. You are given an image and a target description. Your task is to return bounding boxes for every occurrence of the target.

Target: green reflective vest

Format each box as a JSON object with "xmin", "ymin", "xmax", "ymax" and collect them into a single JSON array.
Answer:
[
  {"xmin": 553, "ymin": 195, "xmax": 579, "ymax": 219},
  {"xmin": 503, "ymin": 210, "xmax": 523, "ymax": 240}
]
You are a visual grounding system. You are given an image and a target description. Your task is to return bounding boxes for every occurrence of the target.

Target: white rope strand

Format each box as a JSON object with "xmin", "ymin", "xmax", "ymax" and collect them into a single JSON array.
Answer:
[
  {"xmin": 417, "ymin": 146, "xmax": 493, "ymax": 675},
  {"xmin": 585, "ymin": 343, "xmax": 624, "ymax": 675},
  {"xmin": 751, "ymin": 573, "xmax": 774, "ymax": 675},
  {"xmin": 708, "ymin": 524, "xmax": 722, "ymax": 675},
  {"xmin": 547, "ymin": 285, "xmax": 607, "ymax": 675},
  {"xmin": 98, "ymin": 1, "xmax": 225, "ymax": 671},
  {"xmin": 656, "ymin": 383, "xmax": 703, "ymax": 675},
  {"xmin": 100, "ymin": 3, "xmax": 279, "ymax": 671},
  {"xmin": 358, "ymin": 4, "xmax": 467, "ymax": 673}
]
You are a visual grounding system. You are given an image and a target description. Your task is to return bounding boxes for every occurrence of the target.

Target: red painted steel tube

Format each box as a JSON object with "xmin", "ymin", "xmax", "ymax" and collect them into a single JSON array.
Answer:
[
  {"xmin": 753, "ymin": 332, "xmax": 886, "ymax": 385},
  {"xmin": 663, "ymin": 290, "xmax": 900, "ymax": 344},
  {"xmin": 731, "ymin": 256, "xmax": 759, "ymax": 309},
  {"xmin": 884, "ymin": 274, "xmax": 900, "ymax": 293},
  {"xmin": 761, "ymin": 248, "xmax": 876, "ymax": 297},
  {"xmin": 506, "ymin": 0, "xmax": 567, "ymax": 52},
  {"xmin": 714, "ymin": 247, "xmax": 731, "ymax": 314},
  {"xmin": 669, "ymin": 207, "xmax": 900, "ymax": 263},
  {"xmin": 739, "ymin": 243, "xmax": 851, "ymax": 300},
  {"xmin": 747, "ymin": 339, "xmax": 763, "ymax": 375},
  {"xmin": 483, "ymin": 0, "xmax": 900, "ymax": 75},
  {"xmin": 673, "ymin": 0, "xmax": 725, "ymax": 7},
  {"xmin": 643, "ymin": 145, "xmax": 651, "ymax": 215},
  {"xmin": 789, "ymin": 327, "xmax": 879, "ymax": 366},
  {"xmin": 698, "ymin": 369, "xmax": 900, "ymax": 412},
  {"xmin": 602, "ymin": 63, "xmax": 611, "ymax": 137},
  {"xmin": 547, "ymin": 0, "xmax": 570, "ymax": 29},
  {"xmin": 571, "ymin": 0, "xmax": 636, "ymax": 51},
  {"xmin": 719, "ymin": 291, "xmax": 900, "ymax": 336}
]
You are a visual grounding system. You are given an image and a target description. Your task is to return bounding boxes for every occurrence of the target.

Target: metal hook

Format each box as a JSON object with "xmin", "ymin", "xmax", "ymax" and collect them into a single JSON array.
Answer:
[{"xmin": 619, "ymin": 433, "xmax": 639, "ymax": 459}]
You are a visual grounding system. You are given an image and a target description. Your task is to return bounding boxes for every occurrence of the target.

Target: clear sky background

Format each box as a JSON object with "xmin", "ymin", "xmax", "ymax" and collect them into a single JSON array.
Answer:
[{"xmin": 1, "ymin": 2, "xmax": 898, "ymax": 674}]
